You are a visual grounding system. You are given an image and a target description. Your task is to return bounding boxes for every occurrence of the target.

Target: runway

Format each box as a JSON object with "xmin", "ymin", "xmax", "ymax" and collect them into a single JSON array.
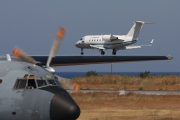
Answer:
[{"xmin": 67, "ymin": 89, "xmax": 180, "ymax": 95}]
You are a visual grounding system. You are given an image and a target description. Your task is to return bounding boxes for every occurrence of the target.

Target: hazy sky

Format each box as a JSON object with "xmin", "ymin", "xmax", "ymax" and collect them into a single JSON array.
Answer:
[{"xmin": 0, "ymin": 0, "xmax": 179, "ymax": 72}]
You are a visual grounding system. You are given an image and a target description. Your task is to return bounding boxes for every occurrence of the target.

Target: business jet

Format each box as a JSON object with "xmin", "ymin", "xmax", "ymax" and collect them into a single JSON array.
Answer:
[
  {"xmin": 75, "ymin": 21, "xmax": 154, "ymax": 55},
  {"xmin": 0, "ymin": 25, "xmax": 171, "ymax": 120}
]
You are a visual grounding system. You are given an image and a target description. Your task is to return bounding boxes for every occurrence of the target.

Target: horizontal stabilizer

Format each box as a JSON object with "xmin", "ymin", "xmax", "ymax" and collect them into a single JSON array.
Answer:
[{"xmin": 135, "ymin": 21, "xmax": 155, "ymax": 24}]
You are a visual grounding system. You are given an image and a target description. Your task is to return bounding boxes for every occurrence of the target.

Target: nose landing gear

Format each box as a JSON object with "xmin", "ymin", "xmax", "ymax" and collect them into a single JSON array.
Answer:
[{"xmin": 81, "ymin": 48, "xmax": 84, "ymax": 55}]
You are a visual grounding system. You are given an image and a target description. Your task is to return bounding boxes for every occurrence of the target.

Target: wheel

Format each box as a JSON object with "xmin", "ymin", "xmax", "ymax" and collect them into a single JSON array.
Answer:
[
  {"xmin": 112, "ymin": 49, "xmax": 116, "ymax": 55},
  {"xmin": 112, "ymin": 51, "xmax": 116, "ymax": 55},
  {"xmin": 101, "ymin": 50, "xmax": 105, "ymax": 55}
]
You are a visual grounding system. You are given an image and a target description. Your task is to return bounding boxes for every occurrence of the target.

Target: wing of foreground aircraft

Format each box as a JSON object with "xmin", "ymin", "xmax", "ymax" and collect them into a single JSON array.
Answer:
[
  {"xmin": 29, "ymin": 55, "xmax": 172, "ymax": 66},
  {"xmin": 0, "ymin": 55, "xmax": 171, "ymax": 66}
]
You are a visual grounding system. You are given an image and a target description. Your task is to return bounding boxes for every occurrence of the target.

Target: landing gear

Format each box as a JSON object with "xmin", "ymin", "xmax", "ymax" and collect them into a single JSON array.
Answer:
[
  {"xmin": 81, "ymin": 52, "xmax": 84, "ymax": 55},
  {"xmin": 112, "ymin": 49, "xmax": 116, "ymax": 55},
  {"xmin": 100, "ymin": 50, "xmax": 105, "ymax": 55},
  {"xmin": 80, "ymin": 48, "xmax": 84, "ymax": 55}
]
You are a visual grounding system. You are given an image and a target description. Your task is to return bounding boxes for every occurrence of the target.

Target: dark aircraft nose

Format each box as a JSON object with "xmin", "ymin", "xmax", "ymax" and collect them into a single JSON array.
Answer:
[{"xmin": 50, "ymin": 89, "xmax": 80, "ymax": 120}]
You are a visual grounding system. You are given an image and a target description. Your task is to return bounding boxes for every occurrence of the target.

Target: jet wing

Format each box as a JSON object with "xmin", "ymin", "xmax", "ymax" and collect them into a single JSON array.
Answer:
[
  {"xmin": 111, "ymin": 39, "xmax": 124, "ymax": 42},
  {"xmin": 125, "ymin": 46, "xmax": 142, "ymax": 49},
  {"xmin": 125, "ymin": 39, "xmax": 154, "ymax": 49},
  {"xmin": 90, "ymin": 45, "xmax": 105, "ymax": 50},
  {"xmin": 28, "ymin": 55, "xmax": 172, "ymax": 66}
]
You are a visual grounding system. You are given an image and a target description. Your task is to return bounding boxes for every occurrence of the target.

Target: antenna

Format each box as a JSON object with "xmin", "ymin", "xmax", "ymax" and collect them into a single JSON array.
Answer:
[{"xmin": 6, "ymin": 54, "xmax": 11, "ymax": 61}]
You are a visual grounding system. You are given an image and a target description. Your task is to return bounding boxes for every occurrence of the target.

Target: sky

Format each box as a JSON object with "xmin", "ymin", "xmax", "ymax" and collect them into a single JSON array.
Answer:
[{"xmin": 0, "ymin": 0, "xmax": 179, "ymax": 72}]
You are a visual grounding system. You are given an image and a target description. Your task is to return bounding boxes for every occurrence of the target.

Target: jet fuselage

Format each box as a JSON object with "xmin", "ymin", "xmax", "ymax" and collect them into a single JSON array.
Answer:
[{"xmin": 76, "ymin": 35, "xmax": 137, "ymax": 50}]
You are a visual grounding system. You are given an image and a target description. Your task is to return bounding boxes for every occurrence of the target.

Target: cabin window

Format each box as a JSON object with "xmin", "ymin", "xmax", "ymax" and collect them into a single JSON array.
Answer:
[
  {"xmin": 26, "ymin": 79, "xmax": 37, "ymax": 89},
  {"xmin": 36, "ymin": 79, "xmax": 47, "ymax": 87},
  {"xmin": 14, "ymin": 79, "xmax": 27, "ymax": 89},
  {"xmin": 47, "ymin": 79, "xmax": 57, "ymax": 86}
]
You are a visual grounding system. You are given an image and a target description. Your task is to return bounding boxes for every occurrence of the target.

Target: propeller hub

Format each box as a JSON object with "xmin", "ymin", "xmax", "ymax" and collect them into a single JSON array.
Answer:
[{"xmin": 45, "ymin": 66, "xmax": 55, "ymax": 73}]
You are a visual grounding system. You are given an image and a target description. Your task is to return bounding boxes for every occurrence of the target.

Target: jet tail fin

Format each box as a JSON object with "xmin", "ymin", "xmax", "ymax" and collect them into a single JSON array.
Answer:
[{"xmin": 126, "ymin": 21, "xmax": 154, "ymax": 40}]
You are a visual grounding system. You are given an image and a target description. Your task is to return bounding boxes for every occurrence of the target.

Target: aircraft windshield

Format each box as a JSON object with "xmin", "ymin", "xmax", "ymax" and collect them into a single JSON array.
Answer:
[
  {"xmin": 26, "ymin": 79, "xmax": 37, "ymax": 89},
  {"xmin": 14, "ymin": 79, "xmax": 27, "ymax": 89},
  {"xmin": 14, "ymin": 78, "xmax": 58, "ymax": 89},
  {"xmin": 47, "ymin": 79, "xmax": 57, "ymax": 86},
  {"xmin": 36, "ymin": 79, "xmax": 48, "ymax": 87}
]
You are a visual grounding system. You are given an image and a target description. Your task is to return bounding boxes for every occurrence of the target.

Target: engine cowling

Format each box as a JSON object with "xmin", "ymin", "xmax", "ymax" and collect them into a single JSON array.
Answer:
[{"xmin": 102, "ymin": 35, "xmax": 118, "ymax": 41}]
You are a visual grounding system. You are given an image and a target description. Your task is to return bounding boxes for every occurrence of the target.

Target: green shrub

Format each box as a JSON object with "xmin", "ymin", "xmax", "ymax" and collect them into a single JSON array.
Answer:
[
  {"xmin": 86, "ymin": 71, "xmax": 98, "ymax": 77},
  {"xmin": 139, "ymin": 71, "xmax": 150, "ymax": 78},
  {"xmin": 138, "ymin": 87, "xmax": 144, "ymax": 90}
]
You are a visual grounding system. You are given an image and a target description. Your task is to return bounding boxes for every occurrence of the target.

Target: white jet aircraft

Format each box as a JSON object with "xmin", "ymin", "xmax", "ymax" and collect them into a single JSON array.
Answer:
[{"xmin": 75, "ymin": 21, "xmax": 154, "ymax": 55}]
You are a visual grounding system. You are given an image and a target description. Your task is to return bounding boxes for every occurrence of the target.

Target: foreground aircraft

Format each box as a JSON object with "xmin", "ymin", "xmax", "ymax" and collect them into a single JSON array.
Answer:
[
  {"xmin": 0, "ymin": 27, "xmax": 172, "ymax": 120},
  {"xmin": 75, "ymin": 21, "xmax": 154, "ymax": 55},
  {"xmin": 0, "ymin": 28, "xmax": 80, "ymax": 120}
]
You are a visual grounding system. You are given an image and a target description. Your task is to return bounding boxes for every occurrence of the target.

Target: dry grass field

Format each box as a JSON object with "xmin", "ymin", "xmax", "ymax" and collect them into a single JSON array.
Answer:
[
  {"xmin": 69, "ymin": 75, "xmax": 180, "ymax": 120},
  {"xmin": 72, "ymin": 75, "xmax": 180, "ymax": 90}
]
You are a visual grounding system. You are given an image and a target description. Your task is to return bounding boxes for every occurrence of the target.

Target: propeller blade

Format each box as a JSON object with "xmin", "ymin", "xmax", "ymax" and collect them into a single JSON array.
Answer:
[
  {"xmin": 46, "ymin": 27, "xmax": 65, "ymax": 66},
  {"xmin": 12, "ymin": 47, "xmax": 36, "ymax": 64},
  {"xmin": 56, "ymin": 75, "xmax": 80, "ymax": 91}
]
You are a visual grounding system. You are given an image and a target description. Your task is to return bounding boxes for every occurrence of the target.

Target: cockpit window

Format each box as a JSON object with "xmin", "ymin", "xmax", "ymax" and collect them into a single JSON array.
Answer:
[
  {"xmin": 26, "ymin": 79, "xmax": 37, "ymax": 89},
  {"xmin": 14, "ymin": 79, "xmax": 27, "ymax": 89},
  {"xmin": 14, "ymin": 76, "xmax": 58, "ymax": 89},
  {"xmin": 80, "ymin": 38, "xmax": 82, "ymax": 40},
  {"xmin": 47, "ymin": 79, "xmax": 57, "ymax": 86},
  {"xmin": 37, "ymin": 79, "xmax": 47, "ymax": 87}
]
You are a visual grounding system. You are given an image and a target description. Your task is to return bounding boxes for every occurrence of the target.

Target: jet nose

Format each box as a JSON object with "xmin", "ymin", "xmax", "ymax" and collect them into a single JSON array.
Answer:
[
  {"xmin": 50, "ymin": 89, "xmax": 80, "ymax": 120},
  {"xmin": 75, "ymin": 41, "xmax": 80, "ymax": 47}
]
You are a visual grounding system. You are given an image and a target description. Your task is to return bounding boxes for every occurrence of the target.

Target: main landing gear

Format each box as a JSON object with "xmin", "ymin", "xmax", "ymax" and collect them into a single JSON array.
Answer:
[
  {"xmin": 112, "ymin": 49, "xmax": 117, "ymax": 55},
  {"xmin": 100, "ymin": 50, "xmax": 105, "ymax": 55}
]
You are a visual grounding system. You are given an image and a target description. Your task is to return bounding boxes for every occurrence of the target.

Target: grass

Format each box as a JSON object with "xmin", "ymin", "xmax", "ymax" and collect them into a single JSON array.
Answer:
[
  {"xmin": 68, "ymin": 75, "xmax": 180, "ymax": 120},
  {"xmin": 71, "ymin": 75, "xmax": 180, "ymax": 90},
  {"xmin": 71, "ymin": 93, "xmax": 180, "ymax": 120}
]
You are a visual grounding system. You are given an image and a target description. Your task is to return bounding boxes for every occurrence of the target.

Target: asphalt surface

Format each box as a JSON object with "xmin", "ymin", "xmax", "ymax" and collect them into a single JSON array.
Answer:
[{"xmin": 67, "ymin": 89, "xmax": 180, "ymax": 95}]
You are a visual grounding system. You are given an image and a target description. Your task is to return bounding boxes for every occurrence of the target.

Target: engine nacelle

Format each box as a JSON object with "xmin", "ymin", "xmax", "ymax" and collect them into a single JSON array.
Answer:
[{"xmin": 102, "ymin": 35, "xmax": 118, "ymax": 41}]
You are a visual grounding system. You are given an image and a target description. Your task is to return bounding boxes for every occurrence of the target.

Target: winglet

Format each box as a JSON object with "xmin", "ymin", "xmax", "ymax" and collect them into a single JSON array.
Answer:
[
  {"xmin": 168, "ymin": 54, "xmax": 173, "ymax": 62},
  {"xmin": 146, "ymin": 39, "xmax": 154, "ymax": 46},
  {"xmin": 150, "ymin": 39, "xmax": 154, "ymax": 44}
]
